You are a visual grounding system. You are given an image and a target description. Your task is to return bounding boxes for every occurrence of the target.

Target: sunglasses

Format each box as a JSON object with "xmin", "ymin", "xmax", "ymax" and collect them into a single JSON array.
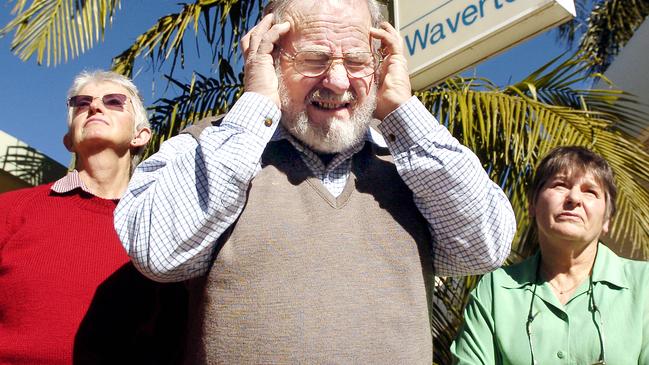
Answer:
[{"xmin": 67, "ymin": 93, "xmax": 129, "ymax": 111}]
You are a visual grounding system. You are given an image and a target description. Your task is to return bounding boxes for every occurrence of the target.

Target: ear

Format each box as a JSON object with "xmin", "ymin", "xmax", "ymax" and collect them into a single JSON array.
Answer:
[
  {"xmin": 131, "ymin": 127, "xmax": 152, "ymax": 148},
  {"xmin": 602, "ymin": 217, "xmax": 610, "ymax": 234},
  {"xmin": 63, "ymin": 133, "xmax": 74, "ymax": 152}
]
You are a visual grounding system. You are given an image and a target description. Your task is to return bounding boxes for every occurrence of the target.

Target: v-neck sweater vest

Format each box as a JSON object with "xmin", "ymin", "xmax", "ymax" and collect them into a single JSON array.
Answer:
[{"xmin": 187, "ymin": 140, "xmax": 435, "ymax": 364}]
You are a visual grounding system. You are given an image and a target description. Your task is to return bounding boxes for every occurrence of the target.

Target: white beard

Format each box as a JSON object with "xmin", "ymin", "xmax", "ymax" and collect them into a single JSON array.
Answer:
[{"xmin": 278, "ymin": 73, "xmax": 378, "ymax": 154}]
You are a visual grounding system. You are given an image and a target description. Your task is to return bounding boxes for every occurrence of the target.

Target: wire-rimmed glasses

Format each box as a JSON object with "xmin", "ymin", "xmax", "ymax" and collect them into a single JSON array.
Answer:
[{"xmin": 281, "ymin": 50, "xmax": 382, "ymax": 79}]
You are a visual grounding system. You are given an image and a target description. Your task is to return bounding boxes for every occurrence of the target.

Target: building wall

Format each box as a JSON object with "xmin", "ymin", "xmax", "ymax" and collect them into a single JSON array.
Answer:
[{"xmin": 0, "ymin": 130, "xmax": 67, "ymax": 193}]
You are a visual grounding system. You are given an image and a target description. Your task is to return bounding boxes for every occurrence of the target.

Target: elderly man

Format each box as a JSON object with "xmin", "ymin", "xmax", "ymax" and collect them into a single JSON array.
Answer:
[
  {"xmin": 0, "ymin": 70, "xmax": 186, "ymax": 364},
  {"xmin": 115, "ymin": 0, "xmax": 516, "ymax": 363}
]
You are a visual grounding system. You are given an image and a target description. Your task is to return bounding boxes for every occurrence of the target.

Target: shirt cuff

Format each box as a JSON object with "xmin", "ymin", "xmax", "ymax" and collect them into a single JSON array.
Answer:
[
  {"xmin": 216, "ymin": 92, "xmax": 281, "ymax": 142},
  {"xmin": 376, "ymin": 96, "xmax": 440, "ymax": 153}
]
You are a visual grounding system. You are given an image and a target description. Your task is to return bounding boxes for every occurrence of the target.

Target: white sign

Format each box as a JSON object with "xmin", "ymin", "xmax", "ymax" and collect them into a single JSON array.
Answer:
[{"xmin": 394, "ymin": 0, "xmax": 576, "ymax": 90}]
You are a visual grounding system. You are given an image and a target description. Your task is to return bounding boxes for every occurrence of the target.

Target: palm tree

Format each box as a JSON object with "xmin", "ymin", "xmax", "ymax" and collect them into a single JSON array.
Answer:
[
  {"xmin": 557, "ymin": 0, "xmax": 649, "ymax": 73},
  {"xmin": 3, "ymin": 0, "xmax": 649, "ymax": 363}
]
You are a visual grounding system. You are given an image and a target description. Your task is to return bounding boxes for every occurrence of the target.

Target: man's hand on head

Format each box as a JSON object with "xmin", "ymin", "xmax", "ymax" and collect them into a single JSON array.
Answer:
[
  {"xmin": 241, "ymin": 14, "xmax": 291, "ymax": 108},
  {"xmin": 370, "ymin": 22, "xmax": 412, "ymax": 121}
]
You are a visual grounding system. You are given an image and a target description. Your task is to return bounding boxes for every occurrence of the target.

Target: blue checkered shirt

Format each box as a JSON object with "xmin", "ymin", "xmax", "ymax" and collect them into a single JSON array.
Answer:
[{"xmin": 115, "ymin": 92, "xmax": 516, "ymax": 281}]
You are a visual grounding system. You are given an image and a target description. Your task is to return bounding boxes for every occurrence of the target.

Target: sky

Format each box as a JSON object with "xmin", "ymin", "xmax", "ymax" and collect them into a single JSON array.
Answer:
[{"xmin": 0, "ymin": 1, "xmax": 572, "ymax": 167}]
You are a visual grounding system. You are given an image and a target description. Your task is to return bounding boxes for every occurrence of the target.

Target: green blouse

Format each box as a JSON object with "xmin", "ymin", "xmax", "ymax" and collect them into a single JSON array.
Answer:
[{"xmin": 451, "ymin": 243, "xmax": 649, "ymax": 364}]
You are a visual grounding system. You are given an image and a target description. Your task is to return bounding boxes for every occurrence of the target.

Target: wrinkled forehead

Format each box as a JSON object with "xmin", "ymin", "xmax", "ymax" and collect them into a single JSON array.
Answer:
[
  {"xmin": 77, "ymin": 81, "xmax": 129, "ymax": 96},
  {"xmin": 282, "ymin": 1, "xmax": 372, "ymax": 52},
  {"xmin": 549, "ymin": 166, "xmax": 605, "ymax": 189}
]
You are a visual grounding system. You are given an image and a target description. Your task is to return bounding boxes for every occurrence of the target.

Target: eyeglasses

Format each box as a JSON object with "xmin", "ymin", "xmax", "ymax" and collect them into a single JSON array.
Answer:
[
  {"xmin": 526, "ymin": 276, "xmax": 606, "ymax": 365},
  {"xmin": 67, "ymin": 93, "xmax": 130, "ymax": 111},
  {"xmin": 281, "ymin": 50, "xmax": 382, "ymax": 78}
]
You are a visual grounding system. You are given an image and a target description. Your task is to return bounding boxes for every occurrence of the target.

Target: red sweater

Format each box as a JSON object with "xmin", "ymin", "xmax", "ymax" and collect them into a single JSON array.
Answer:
[{"xmin": 0, "ymin": 184, "xmax": 186, "ymax": 364}]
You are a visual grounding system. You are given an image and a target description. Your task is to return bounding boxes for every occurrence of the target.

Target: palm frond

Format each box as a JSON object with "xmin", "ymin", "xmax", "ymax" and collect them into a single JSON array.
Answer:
[
  {"xmin": 144, "ymin": 72, "xmax": 243, "ymax": 157},
  {"xmin": 420, "ymin": 79, "xmax": 649, "ymax": 257},
  {"xmin": 556, "ymin": 0, "xmax": 593, "ymax": 46},
  {"xmin": 511, "ymin": 54, "xmax": 649, "ymax": 137},
  {"xmin": 554, "ymin": 0, "xmax": 649, "ymax": 74},
  {"xmin": 579, "ymin": 0, "xmax": 649, "ymax": 73},
  {"xmin": 432, "ymin": 276, "xmax": 479, "ymax": 365},
  {"xmin": 0, "ymin": 0, "xmax": 120, "ymax": 65},
  {"xmin": 111, "ymin": 0, "xmax": 264, "ymax": 77}
]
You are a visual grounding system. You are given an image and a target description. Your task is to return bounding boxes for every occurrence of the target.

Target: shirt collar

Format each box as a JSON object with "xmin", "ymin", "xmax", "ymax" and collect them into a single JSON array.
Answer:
[
  {"xmin": 51, "ymin": 170, "xmax": 93, "ymax": 195},
  {"xmin": 499, "ymin": 243, "xmax": 628, "ymax": 290},
  {"xmin": 270, "ymin": 123, "xmax": 387, "ymax": 148},
  {"xmin": 591, "ymin": 242, "xmax": 628, "ymax": 289},
  {"xmin": 500, "ymin": 251, "xmax": 541, "ymax": 290},
  {"xmin": 270, "ymin": 124, "xmax": 386, "ymax": 172}
]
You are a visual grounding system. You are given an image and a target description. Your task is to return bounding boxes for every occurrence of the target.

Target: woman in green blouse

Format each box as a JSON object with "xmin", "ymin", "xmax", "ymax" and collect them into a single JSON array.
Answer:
[{"xmin": 451, "ymin": 146, "xmax": 649, "ymax": 364}]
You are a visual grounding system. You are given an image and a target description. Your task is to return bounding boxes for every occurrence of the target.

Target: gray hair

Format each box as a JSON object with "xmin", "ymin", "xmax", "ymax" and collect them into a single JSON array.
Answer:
[
  {"xmin": 265, "ymin": 0, "xmax": 384, "ymax": 27},
  {"xmin": 265, "ymin": 0, "xmax": 385, "ymax": 69},
  {"xmin": 66, "ymin": 70, "xmax": 150, "ymax": 170}
]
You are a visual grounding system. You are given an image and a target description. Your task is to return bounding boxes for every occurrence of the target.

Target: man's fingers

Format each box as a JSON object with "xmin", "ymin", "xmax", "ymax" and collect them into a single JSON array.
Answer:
[
  {"xmin": 257, "ymin": 21, "xmax": 291, "ymax": 55},
  {"xmin": 242, "ymin": 14, "xmax": 290, "ymax": 62},
  {"xmin": 369, "ymin": 22, "xmax": 412, "ymax": 120},
  {"xmin": 241, "ymin": 14, "xmax": 291, "ymax": 108},
  {"xmin": 370, "ymin": 22, "xmax": 403, "ymax": 56},
  {"xmin": 241, "ymin": 30, "xmax": 251, "ymax": 54},
  {"xmin": 246, "ymin": 31, "xmax": 262, "ymax": 58},
  {"xmin": 242, "ymin": 13, "xmax": 275, "ymax": 60}
]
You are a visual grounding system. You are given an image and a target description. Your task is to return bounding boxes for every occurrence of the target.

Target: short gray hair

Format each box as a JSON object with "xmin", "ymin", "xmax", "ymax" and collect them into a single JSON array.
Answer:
[
  {"xmin": 66, "ymin": 70, "xmax": 150, "ymax": 170},
  {"xmin": 265, "ymin": 0, "xmax": 384, "ymax": 27}
]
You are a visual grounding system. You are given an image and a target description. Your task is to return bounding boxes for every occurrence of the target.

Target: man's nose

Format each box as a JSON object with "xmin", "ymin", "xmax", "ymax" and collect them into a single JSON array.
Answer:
[{"xmin": 321, "ymin": 62, "xmax": 351, "ymax": 94}]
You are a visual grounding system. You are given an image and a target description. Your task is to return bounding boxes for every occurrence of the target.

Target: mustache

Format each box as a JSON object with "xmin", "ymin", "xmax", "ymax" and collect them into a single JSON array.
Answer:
[{"xmin": 307, "ymin": 88, "xmax": 356, "ymax": 104}]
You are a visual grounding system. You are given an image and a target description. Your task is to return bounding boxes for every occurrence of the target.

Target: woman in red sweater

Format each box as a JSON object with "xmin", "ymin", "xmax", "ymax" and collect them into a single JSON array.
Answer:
[{"xmin": 0, "ymin": 70, "xmax": 187, "ymax": 364}]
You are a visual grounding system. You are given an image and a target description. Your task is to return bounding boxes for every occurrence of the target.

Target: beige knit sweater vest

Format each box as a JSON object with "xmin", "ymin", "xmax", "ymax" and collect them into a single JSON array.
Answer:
[{"xmin": 185, "ymin": 136, "xmax": 434, "ymax": 364}]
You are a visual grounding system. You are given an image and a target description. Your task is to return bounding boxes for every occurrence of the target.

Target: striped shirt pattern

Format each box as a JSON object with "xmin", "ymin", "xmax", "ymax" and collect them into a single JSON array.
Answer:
[{"xmin": 51, "ymin": 170, "xmax": 90, "ymax": 194}]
